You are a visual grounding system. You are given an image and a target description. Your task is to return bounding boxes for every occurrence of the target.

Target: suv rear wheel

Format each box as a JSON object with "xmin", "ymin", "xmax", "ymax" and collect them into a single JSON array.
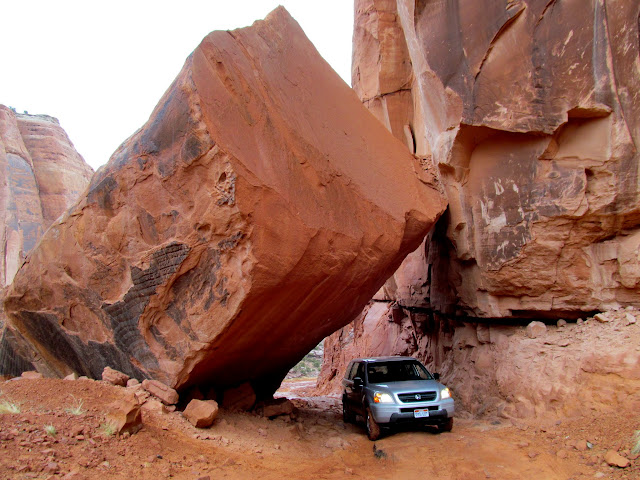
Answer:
[{"xmin": 365, "ymin": 407, "xmax": 381, "ymax": 441}]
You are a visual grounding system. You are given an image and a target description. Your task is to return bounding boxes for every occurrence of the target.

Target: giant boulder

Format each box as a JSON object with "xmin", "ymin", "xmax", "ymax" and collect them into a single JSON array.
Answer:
[
  {"xmin": 354, "ymin": 0, "xmax": 640, "ymax": 317},
  {"xmin": 3, "ymin": 7, "xmax": 446, "ymax": 396}
]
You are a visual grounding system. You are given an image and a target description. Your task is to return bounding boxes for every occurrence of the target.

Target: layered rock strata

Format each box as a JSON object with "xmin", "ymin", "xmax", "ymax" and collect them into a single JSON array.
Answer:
[{"xmin": 3, "ymin": 7, "xmax": 446, "ymax": 397}]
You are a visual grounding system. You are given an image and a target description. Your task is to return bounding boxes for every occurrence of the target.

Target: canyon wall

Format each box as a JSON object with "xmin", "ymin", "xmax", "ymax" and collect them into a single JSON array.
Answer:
[
  {"xmin": 0, "ymin": 106, "xmax": 93, "ymax": 288},
  {"xmin": 319, "ymin": 0, "xmax": 640, "ymax": 418},
  {"xmin": 355, "ymin": 0, "xmax": 640, "ymax": 318},
  {"xmin": 2, "ymin": 7, "xmax": 446, "ymax": 398}
]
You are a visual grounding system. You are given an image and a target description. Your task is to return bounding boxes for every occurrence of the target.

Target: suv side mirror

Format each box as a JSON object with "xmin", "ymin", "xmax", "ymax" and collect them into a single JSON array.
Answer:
[
  {"xmin": 433, "ymin": 373, "xmax": 440, "ymax": 381},
  {"xmin": 353, "ymin": 377, "xmax": 364, "ymax": 388}
]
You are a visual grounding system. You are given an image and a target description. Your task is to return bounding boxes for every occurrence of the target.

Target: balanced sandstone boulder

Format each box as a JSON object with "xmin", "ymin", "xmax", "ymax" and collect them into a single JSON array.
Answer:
[{"xmin": 3, "ymin": 7, "xmax": 445, "ymax": 397}]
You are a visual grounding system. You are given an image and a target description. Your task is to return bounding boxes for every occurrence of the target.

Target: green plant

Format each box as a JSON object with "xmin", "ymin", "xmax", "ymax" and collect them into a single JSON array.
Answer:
[
  {"xmin": 99, "ymin": 420, "xmax": 117, "ymax": 437},
  {"xmin": 44, "ymin": 425, "xmax": 57, "ymax": 436},
  {"xmin": 632, "ymin": 430, "xmax": 640, "ymax": 456},
  {"xmin": 65, "ymin": 396, "xmax": 85, "ymax": 415},
  {"xmin": 0, "ymin": 401, "xmax": 21, "ymax": 414}
]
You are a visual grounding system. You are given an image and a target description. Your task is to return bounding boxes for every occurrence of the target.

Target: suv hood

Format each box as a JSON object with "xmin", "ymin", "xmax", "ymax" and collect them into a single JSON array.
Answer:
[{"xmin": 370, "ymin": 380, "xmax": 443, "ymax": 392}]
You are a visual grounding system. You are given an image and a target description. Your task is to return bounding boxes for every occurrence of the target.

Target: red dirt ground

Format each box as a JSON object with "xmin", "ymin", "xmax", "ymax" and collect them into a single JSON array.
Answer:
[{"xmin": 0, "ymin": 377, "xmax": 637, "ymax": 480}]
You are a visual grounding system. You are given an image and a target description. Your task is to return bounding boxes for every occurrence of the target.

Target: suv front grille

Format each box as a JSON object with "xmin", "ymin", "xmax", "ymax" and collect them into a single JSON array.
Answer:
[{"xmin": 398, "ymin": 391, "xmax": 437, "ymax": 403}]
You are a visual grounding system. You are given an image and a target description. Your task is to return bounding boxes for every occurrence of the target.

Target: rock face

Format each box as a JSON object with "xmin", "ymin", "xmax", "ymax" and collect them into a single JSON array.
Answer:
[
  {"xmin": 0, "ymin": 106, "xmax": 93, "ymax": 378},
  {"xmin": 318, "ymin": 0, "xmax": 640, "ymax": 419},
  {"xmin": 3, "ymin": 7, "xmax": 446, "ymax": 397},
  {"xmin": 354, "ymin": 0, "xmax": 640, "ymax": 317},
  {"xmin": 0, "ymin": 106, "xmax": 93, "ymax": 288}
]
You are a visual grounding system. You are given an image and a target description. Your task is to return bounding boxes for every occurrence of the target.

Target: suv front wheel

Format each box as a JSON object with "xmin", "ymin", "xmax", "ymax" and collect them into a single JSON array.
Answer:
[{"xmin": 365, "ymin": 407, "xmax": 381, "ymax": 441}]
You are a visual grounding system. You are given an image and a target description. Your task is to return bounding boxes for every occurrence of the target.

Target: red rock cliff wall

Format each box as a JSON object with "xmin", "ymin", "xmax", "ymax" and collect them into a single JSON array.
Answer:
[
  {"xmin": 355, "ymin": 0, "xmax": 640, "ymax": 318},
  {"xmin": 318, "ymin": 0, "xmax": 640, "ymax": 418},
  {"xmin": 0, "ymin": 106, "xmax": 93, "ymax": 288}
]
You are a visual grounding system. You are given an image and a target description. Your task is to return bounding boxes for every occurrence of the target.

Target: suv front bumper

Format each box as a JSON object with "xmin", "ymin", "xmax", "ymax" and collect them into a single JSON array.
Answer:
[{"xmin": 370, "ymin": 398, "xmax": 455, "ymax": 425}]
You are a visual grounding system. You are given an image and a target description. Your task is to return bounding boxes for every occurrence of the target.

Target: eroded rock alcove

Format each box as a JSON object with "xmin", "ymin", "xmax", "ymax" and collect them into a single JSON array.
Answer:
[{"xmin": 2, "ymin": 7, "xmax": 446, "ymax": 399}]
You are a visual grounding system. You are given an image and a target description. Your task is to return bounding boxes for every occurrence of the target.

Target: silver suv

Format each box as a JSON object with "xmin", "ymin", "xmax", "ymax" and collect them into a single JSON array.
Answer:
[{"xmin": 341, "ymin": 356, "xmax": 455, "ymax": 440}]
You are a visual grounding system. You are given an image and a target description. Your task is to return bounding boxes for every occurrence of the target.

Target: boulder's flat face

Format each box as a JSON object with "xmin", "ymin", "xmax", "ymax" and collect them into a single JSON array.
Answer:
[
  {"xmin": 355, "ymin": 0, "xmax": 640, "ymax": 317},
  {"xmin": 4, "ymin": 7, "xmax": 446, "ymax": 395}
]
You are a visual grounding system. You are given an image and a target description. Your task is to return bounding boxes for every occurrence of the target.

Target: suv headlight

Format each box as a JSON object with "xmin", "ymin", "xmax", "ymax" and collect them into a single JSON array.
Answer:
[
  {"xmin": 373, "ymin": 392, "xmax": 393, "ymax": 403},
  {"xmin": 441, "ymin": 387, "xmax": 451, "ymax": 399}
]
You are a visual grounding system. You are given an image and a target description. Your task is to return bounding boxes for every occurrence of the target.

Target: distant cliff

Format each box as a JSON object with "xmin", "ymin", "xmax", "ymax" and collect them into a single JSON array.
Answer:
[{"xmin": 0, "ymin": 105, "xmax": 93, "ymax": 287}]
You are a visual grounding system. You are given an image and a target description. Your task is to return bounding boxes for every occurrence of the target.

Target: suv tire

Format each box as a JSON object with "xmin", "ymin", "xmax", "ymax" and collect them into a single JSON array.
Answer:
[
  {"xmin": 440, "ymin": 417, "xmax": 453, "ymax": 432},
  {"xmin": 365, "ymin": 407, "xmax": 381, "ymax": 441}
]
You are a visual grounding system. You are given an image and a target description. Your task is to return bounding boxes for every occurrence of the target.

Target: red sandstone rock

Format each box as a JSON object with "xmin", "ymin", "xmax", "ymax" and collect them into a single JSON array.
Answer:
[
  {"xmin": 142, "ymin": 380, "xmax": 179, "ymax": 405},
  {"xmin": 353, "ymin": 0, "xmax": 640, "ymax": 318},
  {"xmin": 2, "ymin": 7, "xmax": 445, "ymax": 397},
  {"xmin": 0, "ymin": 106, "xmax": 93, "ymax": 289},
  {"xmin": 222, "ymin": 383, "xmax": 256, "ymax": 411},
  {"xmin": 257, "ymin": 397, "xmax": 296, "ymax": 418},
  {"xmin": 604, "ymin": 450, "xmax": 629, "ymax": 468},
  {"xmin": 525, "ymin": 321, "xmax": 547, "ymax": 339},
  {"xmin": 102, "ymin": 367, "xmax": 130, "ymax": 387},
  {"xmin": 106, "ymin": 393, "xmax": 143, "ymax": 435},
  {"xmin": 183, "ymin": 399, "xmax": 218, "ymax": 428}
]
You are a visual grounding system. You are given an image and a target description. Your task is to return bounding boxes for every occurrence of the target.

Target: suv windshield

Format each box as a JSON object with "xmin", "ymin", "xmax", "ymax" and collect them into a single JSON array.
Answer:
[{"xmin": 366, "ymin": 361, "xmax": 433, "ymax": 383}]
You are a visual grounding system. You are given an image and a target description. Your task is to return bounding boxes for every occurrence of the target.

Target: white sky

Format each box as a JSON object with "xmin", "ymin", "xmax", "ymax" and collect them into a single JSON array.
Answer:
[{"xmin": 1, "ymin": 1, "xmax": 354, "ymax": 170}]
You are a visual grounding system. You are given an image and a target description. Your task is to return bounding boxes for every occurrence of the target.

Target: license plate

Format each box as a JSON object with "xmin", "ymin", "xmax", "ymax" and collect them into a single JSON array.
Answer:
[{"xmin": 414, "ymin": 409, "xmax": 430, "ymax": 418}]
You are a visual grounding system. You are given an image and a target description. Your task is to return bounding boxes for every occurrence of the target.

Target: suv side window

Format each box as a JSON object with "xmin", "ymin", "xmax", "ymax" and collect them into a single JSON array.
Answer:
[{"xmin": 354, "ymin": 362, "xmax": 365, "ymax": 381}]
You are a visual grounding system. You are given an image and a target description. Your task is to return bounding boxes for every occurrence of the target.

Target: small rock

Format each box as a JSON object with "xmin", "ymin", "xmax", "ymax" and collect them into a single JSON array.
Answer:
[
  {"xmin": 64, "ymin": 373, "xmax": 78, "ymax": 381},
  {"xmin": 557, "ymin": 319, "xmax": 567, "ymax": 328},
  {"xmin": 625, "ymin": 312, "xmax": 637, "ymax": 325},
  {"xmin": 556, "ymin": 449, "xmax": 568, "ymax": 459},
  {"xmin": 126, "ymin": 378, "xmax": 140, "ymax": 387},
  {"xmin": 517, "ymin": 441, "xmax": 530, "ymax": 448},
  {"xmin": 21, "ymin": 371, "xmax": 43, "ymax": 379},
  {"xmin": 576, "ymin": 318, "xmax": 583, "ymax": 325},
  {"xmin": 142, "ymin": 379, "xmax": 179, "ymax": 405},
  {"xmin": 594, "ymin": 313, "xmax": 610, "ymax": 323},
  {"xmin": 257, "ymin": 397, "xmax": 297, "ymax": 418},
  {"xmin": 44, "ymin": 462, "xmax": 60, "ymax": 474},
  {"xmin": 257, "ymin": 428, "xmax": 267, "ymax": 437},
  {"xmin": 528, "ymin": 451, "xmax": 539, "ymax": 458},
  {"xmin": 105, "ymin": 393, "xmax": 143, "ymax": 435},
  {"xmin": 183, "ymin": 399, "xmax": 219, "ymax": 428},
  {"xmin": 526, "ymin": 321, "xmax": 547, "ymax": 339},
  {"xmin": 604, "ymin": 450, "xmax": 629, "ymax": 468},
  {"xmin": 222, "ymin": 383, "xmax": 256, "ymax": 411},
  {"xmin": 102, "ymin": 367, "xmax": 129, "ymax": 387},
  {"xmin": 574, "ymin": 440, "xmax": 588, "ymax": 451}
]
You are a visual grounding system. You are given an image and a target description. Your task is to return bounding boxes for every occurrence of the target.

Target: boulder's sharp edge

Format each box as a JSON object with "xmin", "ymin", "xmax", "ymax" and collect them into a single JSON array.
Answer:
[{"xmin": 3, "ymin": 7, "xmax": 446, "ymax": 395}]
